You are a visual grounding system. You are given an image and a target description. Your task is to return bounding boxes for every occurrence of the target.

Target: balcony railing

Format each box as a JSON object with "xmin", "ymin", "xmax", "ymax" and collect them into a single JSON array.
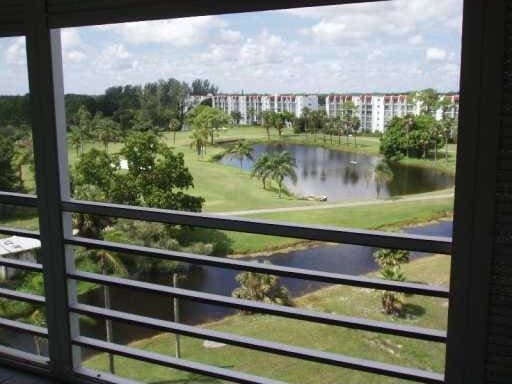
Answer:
[{"xmin": 0, "ymin": 189, "xmax": 452, "ymax": 384}]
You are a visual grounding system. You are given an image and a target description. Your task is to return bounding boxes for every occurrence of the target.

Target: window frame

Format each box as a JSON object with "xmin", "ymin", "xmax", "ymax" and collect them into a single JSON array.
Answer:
[{"xmin": 0, "ymin": 1, "xmax": 499, "ymax": 384}]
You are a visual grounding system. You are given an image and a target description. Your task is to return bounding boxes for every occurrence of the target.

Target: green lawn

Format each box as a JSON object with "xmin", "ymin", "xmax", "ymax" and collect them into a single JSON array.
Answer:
[
  {"xmin": 84, "ymin": 254, "xmax": 450, "ymax": 384},
  {"xmin": 226, "ymin": 196, "xmax": 453, "ymax": 255}
]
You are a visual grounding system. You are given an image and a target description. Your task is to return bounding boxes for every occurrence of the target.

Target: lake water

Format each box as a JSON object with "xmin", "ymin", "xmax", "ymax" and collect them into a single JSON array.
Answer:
[{"xmin": 220, "ymin": 143, "xmax": 454, "ymax": 201}]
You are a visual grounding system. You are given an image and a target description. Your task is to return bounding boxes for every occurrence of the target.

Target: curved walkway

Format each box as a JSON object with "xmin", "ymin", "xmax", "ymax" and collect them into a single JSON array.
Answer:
[{"xmin": 216, "ymin": 192, "xmax": 454, "ymax": 216}]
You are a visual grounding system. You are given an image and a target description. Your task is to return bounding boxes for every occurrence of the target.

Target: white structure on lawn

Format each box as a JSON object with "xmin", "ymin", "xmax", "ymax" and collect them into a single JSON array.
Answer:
[
  {"xmin": 211, "ymin": 94, "xmax": 319, "ymax": 125},
  {"xmin": 325, "ymin": 94, "xmax": 460, "ymax": 132},
  {"xmin": 0, "ymin": 236, "xmax": 40, "ymax": 279}
]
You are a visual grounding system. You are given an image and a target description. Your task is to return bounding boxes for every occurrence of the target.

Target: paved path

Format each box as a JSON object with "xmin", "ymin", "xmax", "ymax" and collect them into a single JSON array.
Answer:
[{"xmin": 216, "ymin": 193, "xmax": 454, "ymax": 217}]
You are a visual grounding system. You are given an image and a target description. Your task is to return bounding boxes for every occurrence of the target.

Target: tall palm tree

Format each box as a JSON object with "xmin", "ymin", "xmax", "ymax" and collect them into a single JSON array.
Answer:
[
  {"xmin": 168, "ymin": 118, "xmax": 181, "ymax": 144},
  {"xmin": 226, "ymin": 141, "xmax": 254, "ymax": 169},
  {"xmin": 189, "ymin": 128, "xmax": 208, "ymax": 157},
  {"xmin": 251, "ymin": 153, "xmax": 272, "ymax": 189},
  {"xmin": 269, "ymin": 151, "xmax": 298, "ymax": 198},
  {"xmin": 261, "ymin": 111, "xmax": 274, "ymax": 141}
]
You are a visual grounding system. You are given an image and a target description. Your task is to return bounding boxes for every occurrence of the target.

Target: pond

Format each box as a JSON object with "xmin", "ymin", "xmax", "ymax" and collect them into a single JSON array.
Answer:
[{"xmin": 219, "ymin": 143, "xmax": 454, "ymax": 201}]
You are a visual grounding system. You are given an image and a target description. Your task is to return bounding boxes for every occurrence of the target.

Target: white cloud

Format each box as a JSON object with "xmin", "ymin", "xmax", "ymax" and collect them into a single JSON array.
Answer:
[
  {"xmin": 426, "ymin": 47, "xmax": 447, "ymax": 61},
  {"xmin": 5, "ymin": 37, "xmax": 26, "ymax": 66},
  {"xmin": 97, "ymin": 44, "xmax": 137, "ymax": 71},
  {"xmin": 239, "ymin": 30, "xmax": 297, "ymax": 66},
  {"xmin": 61, "ymin": 29, "xmax": 83, "ymax": 50},
  {"xmin": 409, "ymin": 34, "xmax": 424, "ymax": 45},
  {"xmin": 100, "ymin": 16, "xmax": 225, "ymax": 46},
  {"xmin": 288, "ymin": 0, "xmax": 462, "ymax": 44},
  {"xmin": 219, "ymin": 29, "xmax": 242, "ymax": 44},
  {"xmin": 65, "ymin": 50, "xmax": 87, "ymax": 64}
]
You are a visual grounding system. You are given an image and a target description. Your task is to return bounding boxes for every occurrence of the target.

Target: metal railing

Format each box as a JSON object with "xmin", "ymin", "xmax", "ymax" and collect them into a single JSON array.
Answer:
[{"xmin": 0, "ymin": 190, "xmax": 451, "ymax": 384}]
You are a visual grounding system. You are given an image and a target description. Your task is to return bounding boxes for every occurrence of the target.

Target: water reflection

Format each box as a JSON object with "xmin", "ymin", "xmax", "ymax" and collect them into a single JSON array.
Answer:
[{"xmin": 220, "ymin": 143, "xmax": 454, "ymax": 200}]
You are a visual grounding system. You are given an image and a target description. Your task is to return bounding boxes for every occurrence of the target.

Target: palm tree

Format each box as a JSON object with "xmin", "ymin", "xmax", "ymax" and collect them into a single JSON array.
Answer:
[
  {"xmin": 268, "ymin": 151, "xmax": 297, "ymax": 198},
  {"xmin": 251, "ymin": 154, "xmax": 272, "ymax": 189},
  {"xmin": 189, "ymin": 128, "xmax": 208, "ymax": 157},
  {"xmin": 261, "ymin": 111, "xmax": 274, "ymax": 141},
  {"xmin": 169, "ymin": 118, "xmax": 181, "ymax": 144},
  {"xmin": 226, "ymin": 141, "xmax": 254, "ymax": 169}
]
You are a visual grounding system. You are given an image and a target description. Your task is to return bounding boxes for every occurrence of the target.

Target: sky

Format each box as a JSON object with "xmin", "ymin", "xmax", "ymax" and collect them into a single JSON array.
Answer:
[{"xmin": 0, "ymin": 0, "xmax": 463, "ymax": 95}]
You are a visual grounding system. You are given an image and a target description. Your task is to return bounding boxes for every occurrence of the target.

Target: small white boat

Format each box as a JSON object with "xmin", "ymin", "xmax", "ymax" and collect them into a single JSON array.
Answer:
[{"xmin": 350, "ymin": 160, "xmax": 358, "ymax": 165}]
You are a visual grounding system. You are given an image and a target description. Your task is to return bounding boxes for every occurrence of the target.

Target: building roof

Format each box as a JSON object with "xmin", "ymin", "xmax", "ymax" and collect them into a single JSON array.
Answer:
[{"xmin": 0, "ymin": 236, "xmax": 41, "ymax": 256}]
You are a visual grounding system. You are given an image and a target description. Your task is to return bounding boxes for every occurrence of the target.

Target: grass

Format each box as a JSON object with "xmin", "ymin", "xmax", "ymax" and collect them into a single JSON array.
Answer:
[
  {"xmin": 226, "ymin": 196, "xmax": 453, "ymax": 255},
  {"xmin": 84, "ymin": 254, "xmax": 450, "ymax": 384}
]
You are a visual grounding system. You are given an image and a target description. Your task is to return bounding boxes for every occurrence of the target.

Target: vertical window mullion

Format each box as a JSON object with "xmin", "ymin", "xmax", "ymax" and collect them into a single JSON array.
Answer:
[{"xmin": 24, "ymin": 0, "xmax": 75, "ymax": 380}]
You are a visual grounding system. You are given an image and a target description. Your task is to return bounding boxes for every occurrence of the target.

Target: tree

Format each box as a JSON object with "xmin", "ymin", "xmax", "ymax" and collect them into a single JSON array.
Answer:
[
  {"xmin": 190, "ymin": 106, "xmax": 230, "ymax": 145},
  {"xmin": 93, "ymin": 115, "xmax": 121, "ymax": 151},
  {"xmin": 307, "ymin": 110, "xmax": 327, "ymax": 142},
  {"xmin": 231, "ymin": 111, "xmax": 242, "ymax": 126},
  {"xmin": 380, "ymin": 115, "xmax": 441, "ymax": 160},
  {"xmin": 411, "ymin": 88, "xmax": 440, "ymax": 115},
  {"xmin": 70, "ymin": 105, "xmax": 94, "ymax": 155},
  {"xmin": 440, "ymin": 117, "xmax": 457, "ymax": 161},
  {"xmin": 374, "ymin": 161, "xmax": 394, "ymax": 198},
  {"xmin": 268, "ymin": 151, "xmax": 298, "ymax": 198},
  {"xmin": 191, "ymin": 79, "xmax": 219, "ymax": 96},
  {"xmin": 232, "ymin": 263, "xmax": 291, "ymax": 309},
  {"xmin": 251, "ymin": 154, "xmax": 272, "ymax": 189},
  {"xmin": 189, "ymin": 127, "xmax": 208, "ymax": 157},
  {"xmin": 13, "ymin": 131, "xmax": 34, "ymax": 190},
  {"xmin": 373, "ymin": 249, "xmax": 410, "ymax": 315},
  {"xmin": 261, "ymin": 111, "xmax": 274, "ymax": 141},
  {"xmin": 0, "ymin": 134, "xmax": 22, "ymax": 192},
  {"xmin": 168, "ymin": 118, "xmax": 181, "ymax": 144},
  {"xmin": 73, "ymin": 132, "xmax": 204, "ymax": 213},
  {"xmin": 226, "ymin": 141, "xmax": 254, "ymax": 169}
]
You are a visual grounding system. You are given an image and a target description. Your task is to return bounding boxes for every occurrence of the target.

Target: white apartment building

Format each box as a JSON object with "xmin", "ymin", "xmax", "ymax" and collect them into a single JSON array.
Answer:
[
  {"xmin": 326, "ymin": 93, "xmax": 460, "ymax": 132},
  {"xmin": 211, "ymin": 94, "xmax": 319, "ymax": 125}
]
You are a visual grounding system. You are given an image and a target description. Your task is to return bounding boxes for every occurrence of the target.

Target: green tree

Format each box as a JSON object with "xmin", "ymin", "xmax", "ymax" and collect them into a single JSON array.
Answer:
[
  {"xmin": 226, "ymin": 141, "xmax": 254, "ymax": 169},
  {"xmin": 373, "ymin": 249, "xmax": 410, "ymax": 315},
  {"xmin": 261, "ymin": 110, "xmax": 274, "ymax": 140},
  {"xmin": 190, "ymin": 106, "xmax": 230, "ymax": 145},
  {"xmin": 251, "ymin": 154, "xmax": 273, "ymax": 189},
  {"xmin": 189, "ymin": 127, "xmax": 208, "ymax": 157},
  {"xmin": 168, "ymin": 118, "xmax": 181, "ymax": 144},
  {"xmin": 70, "ymin": 105, "xmax": 94, "ymax": 155},
  {"xmin": 0, "ymin": 134, "xmax": 22, "ymax": 192},
  {"xmin": 268, "ymin": 151, "xmax": 297, "ymax": 198},
  {"xmin": 231, "ymin": 111, "xmax": 242, "ymax": 126},
  {"xmin": 93, "ymin": 115, "xmax": 121, "ymax": 151},
  {"xmin": 374, "ymin": 161, "xmax": 394, "ymax": 198},
  {"xmin": 380, "ymin": 115, "xmax": 441, "ymax": 160},
  {"xmin": 411, "ymin": 88, "xmax": 440, "ymax": 115},
  {"xmin": 232, "ymin": 263, "xmax": 291, "ymax": 310},
  {"xmin": 13, "ymin": 132, "xmax": 34, "ymax": 190}
]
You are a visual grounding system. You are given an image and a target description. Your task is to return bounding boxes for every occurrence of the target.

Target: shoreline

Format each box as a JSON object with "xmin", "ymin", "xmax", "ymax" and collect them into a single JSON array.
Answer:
[{"xmin": 227, "ymin": 211, "xmax": 453, "ymax": 259}]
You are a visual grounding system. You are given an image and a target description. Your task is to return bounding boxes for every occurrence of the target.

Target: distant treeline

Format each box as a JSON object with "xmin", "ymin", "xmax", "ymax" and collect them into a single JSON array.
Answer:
[{"xmin": 0, "ymin": 78, "xmax": 218, "ymax": 133}]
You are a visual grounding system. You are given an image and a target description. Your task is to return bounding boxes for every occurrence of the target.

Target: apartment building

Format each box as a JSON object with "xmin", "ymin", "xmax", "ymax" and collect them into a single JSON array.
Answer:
[
  {"xmin": 326, "ymin": 93, "xmax": 459, "ymax": 132},
  {"xmin": 211, "ymin": 93, "xmax": 319, "ymax": 124}
]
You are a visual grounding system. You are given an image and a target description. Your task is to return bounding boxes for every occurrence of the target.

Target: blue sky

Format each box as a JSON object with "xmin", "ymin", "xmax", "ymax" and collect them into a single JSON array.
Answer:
[{"xmin": 1, "ymin": 0, "xmax": 463, "ymax": 95}]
